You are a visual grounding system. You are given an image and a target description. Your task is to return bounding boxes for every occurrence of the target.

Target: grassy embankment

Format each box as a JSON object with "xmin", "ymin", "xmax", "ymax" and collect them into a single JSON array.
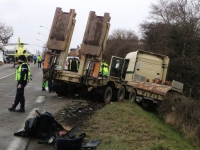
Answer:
[{"xmin": 80, "ymin": 100, "xmax": 198, "ymax": 150}]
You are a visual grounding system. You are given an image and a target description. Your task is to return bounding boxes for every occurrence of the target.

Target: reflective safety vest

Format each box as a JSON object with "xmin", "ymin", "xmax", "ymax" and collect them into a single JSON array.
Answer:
[
  {"xmin": 99, "ymin": 62, "xmax": 109, "ymax": 76},
  {"xmin": 37, "ymin": 56, "xmax": 42, "ymax": 61},
  {"xmin": 15, "ymin": 63, "xmax": 31, "ymax": 81},
  {"xmin": 69, "ymin": 59, "xmax": 79, "ymax": 70}
]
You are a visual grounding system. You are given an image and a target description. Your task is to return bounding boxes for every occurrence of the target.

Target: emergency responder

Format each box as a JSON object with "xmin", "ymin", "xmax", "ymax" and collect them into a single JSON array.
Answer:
[
  {"xmin": 41, "ymin": 78, "xmax": 54, "ymax": 92},
  {"xmin": 8, "ymin": 55, "xmax": 31, "ymax": 112},
  {"xmin": 42, "ymin": 78, "xmax": 47, "ymax": 91},
  {"xmin": 33, "ymin": 55, "xmax": 37, "ymax": 64},
  {"xmin": 13, "ymin": 57, "xmax": 18, "ymax": 68},
  {"xmin": 99, "ymin": 60, "xmax": 109, "ymax": 77},
  {"xmin": 68, "ymin": 57, "xmax": 79, "ymax": 72},
  {"xmin": 37, "ymin": 54, "xmax": 42, "ymax": 68}
]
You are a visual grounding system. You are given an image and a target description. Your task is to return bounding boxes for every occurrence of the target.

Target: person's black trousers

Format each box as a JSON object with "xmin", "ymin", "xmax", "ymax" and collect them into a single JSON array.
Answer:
[
  {"xmin": 48, "ymin": 79, "xmax": 53, "ymax": 92},
  {"xmin": 14, "ymin": 86, "xmax": 26, "ymax": 108},
  {"xmin": 38, "ymin": 61, "xmax": 42, "ymax": 68}
]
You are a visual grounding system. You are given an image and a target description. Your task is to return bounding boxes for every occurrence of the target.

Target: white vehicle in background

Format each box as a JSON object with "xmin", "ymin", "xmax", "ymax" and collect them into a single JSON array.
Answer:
[{"xmin": 65, "ymin": 56, "xmax": 79, "ymax": 70}]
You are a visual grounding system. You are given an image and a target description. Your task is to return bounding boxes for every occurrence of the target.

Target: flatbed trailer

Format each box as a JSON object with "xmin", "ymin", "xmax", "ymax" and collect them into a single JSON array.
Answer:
[
  {"xmin": 44, "ymin": 7, "xmax": 184, "ymax": 108},
  {"xmin": 44, "ymin": 8, "xmax": 124, "ymax": 103}
]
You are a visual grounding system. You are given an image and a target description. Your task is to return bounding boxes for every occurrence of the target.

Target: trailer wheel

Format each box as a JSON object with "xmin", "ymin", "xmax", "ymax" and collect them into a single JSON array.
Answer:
[
  {"xmin": 142, "ymin": 99, "xmax": 150, "ymax": 109},
  {"xmin": 117, "ymin": 86, "xmax": 125, "ymax": 101},
  {"xmin": 55, "ymin": 83, "xmax": 69, "ymax": 96},
  {"xmin": 55, "ymin": 87, "xmax": 63, "ymax": 96},
  {"xmin": 129, "ymin": 90, "xmax": 136, "ymax": 102},
  {"xmin": 112, "ymin": 86, "xmax": 125, "ymax": 101},
  {"xmin": 103, "ymin": 86, "xmax": 112, "ymax": 104}
]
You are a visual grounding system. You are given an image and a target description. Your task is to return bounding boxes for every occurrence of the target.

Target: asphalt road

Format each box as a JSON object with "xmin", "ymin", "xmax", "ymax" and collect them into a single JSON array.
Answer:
[{"xmin": 0, "ymin": 63, "xmax": 62, "ymax": 150}]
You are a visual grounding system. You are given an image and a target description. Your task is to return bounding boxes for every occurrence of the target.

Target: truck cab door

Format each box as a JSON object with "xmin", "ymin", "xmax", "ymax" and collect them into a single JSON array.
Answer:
[{"xmin": 109, "ymin": 56, "xmax": 124, "ymax": 78}]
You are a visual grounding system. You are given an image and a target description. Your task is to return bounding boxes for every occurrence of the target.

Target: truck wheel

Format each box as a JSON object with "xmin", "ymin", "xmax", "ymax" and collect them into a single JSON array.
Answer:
[
  {"xmin": 129, "ymin": 90, "xmax": 136, "ymax": 102},
  {"xmin": 103, "ymin": 86, "xmax": 112, "ymax": 104},
  {"xmin": 55, "ymin": 87, "xmax": 63, "ymax": 96},
  {"xmin": 55, "ymin": 84, "xmax": 69, "ymax": 96},
  {"xmin": 142, "ymin": 99, "xmax": 150, "ymax": 109},
  {"xmin": 117, "ymin": 86, "xmax": 125, "ymax": 101},
  {"xmin": 112, "ymin": 86, "xmax": 125, "ymax": 101}
]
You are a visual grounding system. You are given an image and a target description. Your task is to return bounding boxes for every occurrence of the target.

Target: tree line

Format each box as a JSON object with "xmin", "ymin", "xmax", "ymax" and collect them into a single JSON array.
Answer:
[{"xmin": 103, "ymin": 0, "xmax": 200, "ymax": 100}]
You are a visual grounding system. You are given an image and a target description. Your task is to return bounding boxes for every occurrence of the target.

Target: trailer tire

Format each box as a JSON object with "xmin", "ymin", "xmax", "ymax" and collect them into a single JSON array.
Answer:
[
  {"xmin": 112, "ymin": 86, "xmax": 125, "ymax": 101},
  {"xmin": 129, "ymin": 90, "xmax": 136, "ymax": 102},
  {"xmin": 117, "ymin": 86, "xmax": 125, "ymax": 101},
  {"xmin": 103, "ymin": 86, "xmax": 112, "ymax": 104},
  {"xmin": 55, "ymin": 87, "xmax": 63, "ymax": 96},
  {"xmin": 142, "ymin": 99, "xmax": 150, "ymax": 109},
  {"xmin": 55, "ymin": 83, "xmax": 69, "ymax": 96}
]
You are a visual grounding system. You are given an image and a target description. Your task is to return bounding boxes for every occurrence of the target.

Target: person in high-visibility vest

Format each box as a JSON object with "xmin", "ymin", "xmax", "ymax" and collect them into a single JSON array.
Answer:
[
  {"xmin": 8, "ymin": 55, "xmax": 31, "ymax": 112},
  {"xmin": 99, "ymin": 61, "xmax": 109, "ymax": 77},
  {"xmin": 42, "ymin": 78, "xmax": 47, "ymax": 91},
  {"xmin": 37, "ymin": 55, "xmax": 42, "ymax": 68},
  {"xmin": 68, "ymin": 57, "xmax": 79, "ymax": 72}
]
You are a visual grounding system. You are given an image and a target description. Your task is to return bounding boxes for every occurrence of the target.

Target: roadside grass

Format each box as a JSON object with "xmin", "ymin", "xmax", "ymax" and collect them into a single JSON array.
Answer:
[{"xmin": 81, "ymin": 100, "xmax": 198, "ymax": 150}]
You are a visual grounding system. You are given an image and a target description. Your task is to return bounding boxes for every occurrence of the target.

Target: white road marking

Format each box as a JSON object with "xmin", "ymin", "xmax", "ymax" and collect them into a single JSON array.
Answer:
[
  {"xmin": 0, "ymin": 72, "xmax": 15, "ymax": 80},
  {"xmin": 7, "ymin": 108, "xmax": 39, "ymax": 150},
  {"xmin": 34, "ymin": 96, "xmax": 45, "ymax": 103}
]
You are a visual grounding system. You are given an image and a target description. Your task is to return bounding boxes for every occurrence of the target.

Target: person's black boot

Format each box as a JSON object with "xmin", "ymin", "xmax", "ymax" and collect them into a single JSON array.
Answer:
[
  {"xmin": 15, "ymin": 108, "xmax": 25, "ymax": 113},
  {"xmin": 42, "ymin": 87, "xmax": 46, "ymax": 91},
  {"xmin": 8, "ymin": 105, "xmax": 16, "ymax": 112}
]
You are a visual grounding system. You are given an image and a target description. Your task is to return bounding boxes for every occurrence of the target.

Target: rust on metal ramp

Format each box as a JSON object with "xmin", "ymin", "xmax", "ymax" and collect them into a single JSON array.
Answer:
[
  {"xmin": 80, "ymin": 11, "xmax": 111, "ymax": 56},
  {"xmin": 127, "ymin": 81, "xmax": 172, "ymax": 96},
  {"xmin": 47, "ymin": 8, "xmax": 76, "ymax": 51}
]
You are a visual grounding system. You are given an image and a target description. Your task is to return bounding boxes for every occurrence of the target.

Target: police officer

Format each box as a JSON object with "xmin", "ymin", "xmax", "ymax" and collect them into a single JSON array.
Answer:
[
  {"xmin": 37, "ymin": 54, "xmax": 42, "ymax": 68},
  {"xmin": 8, "ymin": 55, "xmax": 31, "ymax": 112}
]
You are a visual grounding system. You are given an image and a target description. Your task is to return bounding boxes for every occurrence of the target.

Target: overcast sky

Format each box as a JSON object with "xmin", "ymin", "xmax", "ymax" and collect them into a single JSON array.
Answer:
[{"xmin": 1, "ymin": 0, "xmax": 158, "ymax": 54}]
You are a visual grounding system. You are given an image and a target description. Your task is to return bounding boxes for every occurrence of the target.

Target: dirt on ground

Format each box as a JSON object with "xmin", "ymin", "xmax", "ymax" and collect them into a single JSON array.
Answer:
[{"xmin": 55, "ymin": 96, "xmax": 105, "ymax": 130}]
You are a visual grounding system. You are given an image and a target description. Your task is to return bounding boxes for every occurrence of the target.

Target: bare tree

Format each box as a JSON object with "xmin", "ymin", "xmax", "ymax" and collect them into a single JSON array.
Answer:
[
  {"xmin": 109, "ymin": 29, "xmax": 139, "ymax": 41},
  {"xmin": 0, "ymin": 23, "xmax": 13, "ymax": 44},
  {"xmin": 103, "ymin": 29, "xmax": 142, "ymax": 64},
  {"xmin": 149, "ymin": 0, "xmax": 200, "ymax": 24},
  {"xmin": 140, "ymin": 0, "xmax": 200, "ymax": 99}
]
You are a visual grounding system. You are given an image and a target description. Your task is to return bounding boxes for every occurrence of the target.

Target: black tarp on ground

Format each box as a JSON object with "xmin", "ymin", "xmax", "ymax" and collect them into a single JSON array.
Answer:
[{"xmin": 14, "ymin": 110, "xmax": 64, "ymax": 140}]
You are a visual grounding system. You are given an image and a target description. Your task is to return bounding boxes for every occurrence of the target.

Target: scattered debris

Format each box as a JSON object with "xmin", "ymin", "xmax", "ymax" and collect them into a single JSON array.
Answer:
[
  {"xmin": 14, "ymin": 110, "xmax": 103, "ymax": 149},
  {"xmin": 58, "ymin": 99, "xmax": 105, "ymax": 127}
]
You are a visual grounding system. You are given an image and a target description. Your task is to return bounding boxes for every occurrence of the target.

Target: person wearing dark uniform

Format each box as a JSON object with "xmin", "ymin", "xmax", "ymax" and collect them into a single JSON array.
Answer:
[
  {"xmin": 13, "ymin": 57, "xmax": 18, "ymax": 68},
  {"xmin": 8, "ymin": 55, "xmax": 31, "ymax": 112},
  {"xmin": 68, "ymin": 57, "xmax": 79, "ymax": 72}
]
